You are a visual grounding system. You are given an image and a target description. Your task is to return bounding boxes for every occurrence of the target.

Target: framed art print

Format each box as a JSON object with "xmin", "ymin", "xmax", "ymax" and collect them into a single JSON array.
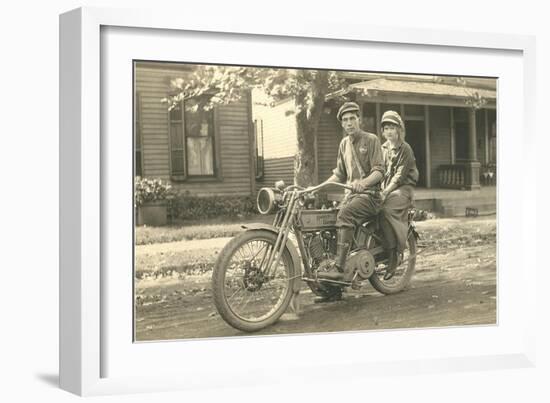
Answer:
[{"xmin": 60, "ymin": 7, "xmax": 537, "ymax": 396}]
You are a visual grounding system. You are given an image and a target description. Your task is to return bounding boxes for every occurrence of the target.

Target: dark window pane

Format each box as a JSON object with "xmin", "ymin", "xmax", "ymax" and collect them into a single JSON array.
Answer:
[
  {"xmin": 135, "ymin": 128, "xmax": 141, "ymax": 149},
  {"xmin": 362, "ymin": 102, "xmax": 377, "ymax": 132},
  {"xmin": 185, "ymin": 99, "xmax": 214, "ymax": 137},
  {"xmin": 455, "ymin": 121, "xmax": 469, "ymax": 160},
  {"xmin": 381, "ymin": 103, "xmax": 400, "ymax": 114},
  {"xmin": 453, "ymin": 107, "xmax": 468, "ymax": 122},
  {"xmin": 404, "ymin": 104, "xmax": 424, "ymax": 117},
  {"xmin": 254, "ymin": 119, "xmax": 264, "ymax": 179},
  {"xmin": 135, "ymin": 92, "xmax": 142, "ymax": 176},
  {"xmin": 362, "ymin": 117, "xmax": 376, "ymax": 133},
  {"xmin": 135, "ymin": 151, "xmax": 142, "ymax": 177},
  {"xmin": 362, "ymin": 102, "xmax": 376, "ymax": 118}
]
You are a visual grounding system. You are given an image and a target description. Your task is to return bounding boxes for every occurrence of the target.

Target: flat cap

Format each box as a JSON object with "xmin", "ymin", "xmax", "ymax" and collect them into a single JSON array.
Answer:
[
  {"xmin": 337, "ymin": 102, "xmax": 360, "ymax": 121},
  {"xmin": 381, "ymin": 110, "xmax": 404, "ymax": 127}
]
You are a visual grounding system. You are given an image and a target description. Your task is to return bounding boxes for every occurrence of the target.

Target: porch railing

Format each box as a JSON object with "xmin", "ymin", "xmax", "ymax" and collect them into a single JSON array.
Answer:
[
  {"xmin": 438, "ymin": 162, "xmax": 482, "ymax": 190},
  {"xmin": 438, "ymin": 164, "xmax": 466, "ymax": 189}
]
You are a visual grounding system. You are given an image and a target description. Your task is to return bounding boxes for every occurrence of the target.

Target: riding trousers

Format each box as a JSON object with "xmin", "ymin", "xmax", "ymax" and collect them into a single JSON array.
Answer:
[{"xmin": 336, "ymin": 192, "xmax": 382, "ymax": 229}]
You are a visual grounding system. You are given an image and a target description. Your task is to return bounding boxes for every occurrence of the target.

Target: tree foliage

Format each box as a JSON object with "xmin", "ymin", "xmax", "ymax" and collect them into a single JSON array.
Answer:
[
  {"xmin": 163, "ymin": 65, "xmax": 354, "ymax": 186},
  {"xmin": 163, "ymin": 65, "xmax": 350, "ymax": 113}
]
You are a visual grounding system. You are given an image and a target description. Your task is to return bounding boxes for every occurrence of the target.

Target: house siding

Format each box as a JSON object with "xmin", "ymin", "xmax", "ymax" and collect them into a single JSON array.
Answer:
[
  {"xmin": 253, "ymin": 98, "xmax": 298, "ymax": 190},
  {"xmin": 317, "ymin": 110, "xmax": 342, "ymax": 182},
  {"xmin": 257, "ymin": 157, "xmax": 295, "ymax": 191},
  {"xmin": 135, "ymin": 64, "xmax": 254, "ymax": 197}
]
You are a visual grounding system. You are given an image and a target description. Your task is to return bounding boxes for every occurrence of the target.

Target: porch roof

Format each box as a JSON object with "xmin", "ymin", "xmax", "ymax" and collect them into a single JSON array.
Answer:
[{"xmin": 348, "ymin": 78, "xmax": 497, "ymax": 100}]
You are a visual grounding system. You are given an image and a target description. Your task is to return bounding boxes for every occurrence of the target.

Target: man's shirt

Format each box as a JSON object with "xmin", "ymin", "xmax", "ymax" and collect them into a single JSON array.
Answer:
[{"xmin": 332, "ymin": 130, "xmax": 385, "ymax": 191}]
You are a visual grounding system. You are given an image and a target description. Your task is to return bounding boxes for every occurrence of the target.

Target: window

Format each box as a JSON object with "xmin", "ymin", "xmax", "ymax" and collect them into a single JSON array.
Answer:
[
  {"xmin": 169, "ymin": 98, "xmax": 216, "ymax": 179},
  {"xmin": 453, "ymin": 107, "xmax": 470, "ymax": 161},
  {"xmin": 404, "ymin": 104, "xmax": 425, "ymax": 120},
  {"xmin": 134, "ymin": 92, "xmax": 143, "ymax": 177},
  {"xmin": 254, "ymin": 119, "xmax": 264, "ymax": 179},
  {"xmin": 489, "ymin": 110, "xmax": 497, "ymax": 164},
  {"xmin": 361, "ymin": 102, "xmax": 377, "ymax": 133},
  {"xmin": 380, "ymin": 103, "xmax": 401, "ymax": 114}
]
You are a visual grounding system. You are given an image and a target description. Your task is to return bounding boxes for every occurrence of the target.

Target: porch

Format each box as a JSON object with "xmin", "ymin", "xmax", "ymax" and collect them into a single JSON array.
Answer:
[
  {"xmin": 328, "ymin": 77, "xmax": 498, "ymax": 191},
  {"xmin": 413, "ymin": 186, "xmax": 496, "ymax": 217},
  {"xmin": 326, "ymin": 186, "xmax": 496, "ymax": 218}
]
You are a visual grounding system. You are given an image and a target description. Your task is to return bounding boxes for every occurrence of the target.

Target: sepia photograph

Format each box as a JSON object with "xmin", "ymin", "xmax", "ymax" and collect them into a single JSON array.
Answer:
[{"xmin": 133, "ymin": 61, "xmax": 497, "ymax": 341}]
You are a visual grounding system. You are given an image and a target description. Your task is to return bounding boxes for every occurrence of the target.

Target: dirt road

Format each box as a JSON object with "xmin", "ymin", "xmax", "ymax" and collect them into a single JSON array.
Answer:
[{"xmin": 135, "ymin": 217, "xmax": 496, "ymax": 341}]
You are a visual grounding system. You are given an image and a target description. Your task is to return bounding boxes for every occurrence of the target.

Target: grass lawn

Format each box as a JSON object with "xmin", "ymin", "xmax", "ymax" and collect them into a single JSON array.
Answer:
[
  {"xmin": 134, "ymin": 216, "xmax": 496, "ymax": 280},
  {"xmin": 135, "ymin": 213, "xmax": 274, "ymax": 245}
]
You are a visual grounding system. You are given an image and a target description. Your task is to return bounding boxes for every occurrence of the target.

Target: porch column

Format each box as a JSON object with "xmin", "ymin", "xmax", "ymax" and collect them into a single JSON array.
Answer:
[
  {"xmin": 468, "ymin": 109, "xmax": 478, "ymax": 161},
  {"xmin": 376, "ymin": 103, "xmax": 381, "ymax": 136},
  {"xmin": 464, "ymin": 108, "xmax": 481, "ymax": 190},
  {"xmin": 450, "ymin": 108, "xmax": 455, "ymax": 164},
  {"xmin": 424, "ymin": 106, "xmax": 431, "ymax": 188}
]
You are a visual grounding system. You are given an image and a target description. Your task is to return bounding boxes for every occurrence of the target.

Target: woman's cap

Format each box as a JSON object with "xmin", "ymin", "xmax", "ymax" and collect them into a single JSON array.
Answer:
[{"xmin": 381, "ymin": 110, "xmax": 403, "ymax": 127}]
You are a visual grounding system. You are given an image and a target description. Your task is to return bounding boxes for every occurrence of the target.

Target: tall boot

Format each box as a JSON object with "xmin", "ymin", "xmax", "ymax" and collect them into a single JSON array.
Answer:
[
  {"xmin": 335, "ymin": 227, "xmax": 354, "ymax": 271},
  {"xmin": 318, "ymin": 227, "xmax": 354, "ymax": 280}
]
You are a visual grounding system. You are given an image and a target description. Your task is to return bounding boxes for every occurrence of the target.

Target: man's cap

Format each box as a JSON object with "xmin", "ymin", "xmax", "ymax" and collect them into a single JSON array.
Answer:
[
  {"xmin": 337, "ymin": 102, "xmax": 360, "ymax": 121},
  {"xmin": 381, "ymin": 110, "xmax": 403, "ymax": 127}
]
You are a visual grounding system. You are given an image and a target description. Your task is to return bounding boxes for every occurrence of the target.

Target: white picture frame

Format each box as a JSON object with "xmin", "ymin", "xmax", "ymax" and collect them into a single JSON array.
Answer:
[{"xmin": 60, "ymin": 6, "xmax": 537, "ymax": 396}]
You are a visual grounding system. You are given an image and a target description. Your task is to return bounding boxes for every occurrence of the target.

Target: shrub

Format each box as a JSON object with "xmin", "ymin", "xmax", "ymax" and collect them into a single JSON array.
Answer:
[
  {"xmin": 169, "ymin": 191, "xmax": 257, "ymax": 220},
  {"xmin": 134, "ymin": 177, "xmax": 174, "ymax": 206}
]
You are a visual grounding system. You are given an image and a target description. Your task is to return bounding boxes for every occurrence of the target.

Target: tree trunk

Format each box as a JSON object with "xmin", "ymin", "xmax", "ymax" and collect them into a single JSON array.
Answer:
[{"xmin": 294, "ymin": 71, "xmax": 330, "ymax": 187}]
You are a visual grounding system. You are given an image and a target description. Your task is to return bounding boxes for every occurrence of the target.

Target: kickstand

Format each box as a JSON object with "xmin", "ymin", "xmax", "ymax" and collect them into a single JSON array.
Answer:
[{"xmin": 289, "ymin": 290, "xmax": 301, "ymax": 315}]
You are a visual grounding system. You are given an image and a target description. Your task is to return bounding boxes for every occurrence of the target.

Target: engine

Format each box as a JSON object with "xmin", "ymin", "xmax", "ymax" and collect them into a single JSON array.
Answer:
[
  {"xmin": 306, "ymin": 231, "xmax": 336, "ymax": 265},
  {"xmin": 307, "ymin": 231, "xmax": 376, "ymax": 280}
]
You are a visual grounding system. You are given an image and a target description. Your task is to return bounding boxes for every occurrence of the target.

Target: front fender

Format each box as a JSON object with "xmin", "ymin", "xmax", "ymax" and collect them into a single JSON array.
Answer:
[{"xmin": 241, "ymin": 223, "xmax": 302, "ymax": 292}]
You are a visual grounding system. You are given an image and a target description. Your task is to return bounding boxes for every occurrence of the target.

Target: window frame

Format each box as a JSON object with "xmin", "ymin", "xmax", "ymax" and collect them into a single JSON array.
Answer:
[
  {"xmin": 168, "ymin": 98, "xmax": 222, "ymax": 182},
  {"xmin": 253, "ymin": 118, "xmax": 264, "ymax": 180},
  {"xmin": 134, "ymin": 92, "xmax": 143, "ymax": 177}
]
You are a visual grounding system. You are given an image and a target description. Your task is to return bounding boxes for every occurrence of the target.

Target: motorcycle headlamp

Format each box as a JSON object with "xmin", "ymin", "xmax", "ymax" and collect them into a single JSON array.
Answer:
[{"xmin": 256, "ymin": 187, "xmax": 283, "ymax": 215}]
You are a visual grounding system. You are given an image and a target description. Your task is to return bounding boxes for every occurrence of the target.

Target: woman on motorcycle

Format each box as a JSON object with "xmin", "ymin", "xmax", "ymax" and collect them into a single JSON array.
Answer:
[{"xmin": 379, "ymin": 111, "xmax": 419, "ymax": 280}]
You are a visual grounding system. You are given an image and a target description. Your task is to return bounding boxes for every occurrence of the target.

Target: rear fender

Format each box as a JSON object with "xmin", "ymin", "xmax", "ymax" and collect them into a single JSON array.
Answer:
[{"xmin": 241, "ymin": 223, "xmax": 302, "ymax": 291}]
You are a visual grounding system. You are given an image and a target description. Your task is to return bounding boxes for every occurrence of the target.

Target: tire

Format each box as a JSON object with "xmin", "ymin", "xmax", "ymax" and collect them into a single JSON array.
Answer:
[
  {"xmin": 212, "ymin": 229, "xmax": 296, "ymax": 332},
  {"xmin": 369, "ymin": 231, "xmax": 417, "ymax": 295}
]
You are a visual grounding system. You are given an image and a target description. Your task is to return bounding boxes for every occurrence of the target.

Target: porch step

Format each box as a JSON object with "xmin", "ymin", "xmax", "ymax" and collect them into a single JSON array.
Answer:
[
  {"xmin": 414, "ymin": 187, "xmax": 496, "ymax": 217},
  {"xmin": 414, "ymin": 199, "xmax": 495, "ymax": 217},
  {"xmin": 438, "ymin": 202, "xmax": 496, "ymax": 217},
  {"xmin": 330, "ymin": 188, "xmax": 496, "ymax": 217}
]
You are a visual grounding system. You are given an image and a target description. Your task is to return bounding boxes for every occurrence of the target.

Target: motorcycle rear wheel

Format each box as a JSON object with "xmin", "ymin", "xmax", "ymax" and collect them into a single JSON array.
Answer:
[
  {"xmin": 212, "ymin": 230, "xmax": 295, "ymax": 332},
  {"xmin": 369, "ymin": 231, "xmax": 417, "ymax": 294}
]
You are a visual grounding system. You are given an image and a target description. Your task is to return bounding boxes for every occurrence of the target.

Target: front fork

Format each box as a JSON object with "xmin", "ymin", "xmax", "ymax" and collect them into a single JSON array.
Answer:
[{"xmin": 262, "ymin": 192, "xmax": 299, "ymax": 279}]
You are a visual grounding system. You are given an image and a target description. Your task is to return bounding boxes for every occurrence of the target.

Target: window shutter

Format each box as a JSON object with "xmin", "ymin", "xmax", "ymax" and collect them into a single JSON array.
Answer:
[
  {"xmin": 135, "ymin": 92, "xmax": 143, "ymax": 177},
  {"xmin": 169, "ymin": 100, "xmax": 187, "ymax": 180}
]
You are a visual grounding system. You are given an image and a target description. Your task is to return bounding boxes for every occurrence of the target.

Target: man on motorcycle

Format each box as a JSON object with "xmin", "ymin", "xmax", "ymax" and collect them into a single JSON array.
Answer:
[{"xmin": 317, "ymin": 101, "xmax": 386, "ymax": 291}]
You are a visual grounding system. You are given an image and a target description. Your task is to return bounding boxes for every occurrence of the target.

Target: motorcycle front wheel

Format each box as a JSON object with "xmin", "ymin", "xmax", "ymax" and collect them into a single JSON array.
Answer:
[
  {"xmin": 212, "ymin": 229, "xmax": 295, "ymax": 332},
  {"xmin": 369, "ymin": 231, "xmax": 417, "ymax": 295}
]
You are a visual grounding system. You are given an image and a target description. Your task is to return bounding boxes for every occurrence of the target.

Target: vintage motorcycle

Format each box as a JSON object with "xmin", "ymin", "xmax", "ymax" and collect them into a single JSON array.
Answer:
[{"xmin": 212, "ymin": 181, "xmax": 419, "ymax": 332}]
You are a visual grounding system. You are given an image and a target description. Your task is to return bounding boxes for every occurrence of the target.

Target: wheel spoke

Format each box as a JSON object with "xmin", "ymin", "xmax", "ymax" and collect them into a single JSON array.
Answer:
[{"xmin": 222, "ymin": 237, "xmax": 290, "ymax": 323}]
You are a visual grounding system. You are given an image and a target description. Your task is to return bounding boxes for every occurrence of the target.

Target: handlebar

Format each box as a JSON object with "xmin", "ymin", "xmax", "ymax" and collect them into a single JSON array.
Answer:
[{"xmin": 296, "ymin": 182, "xmax": 352, "ymax": 195}]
